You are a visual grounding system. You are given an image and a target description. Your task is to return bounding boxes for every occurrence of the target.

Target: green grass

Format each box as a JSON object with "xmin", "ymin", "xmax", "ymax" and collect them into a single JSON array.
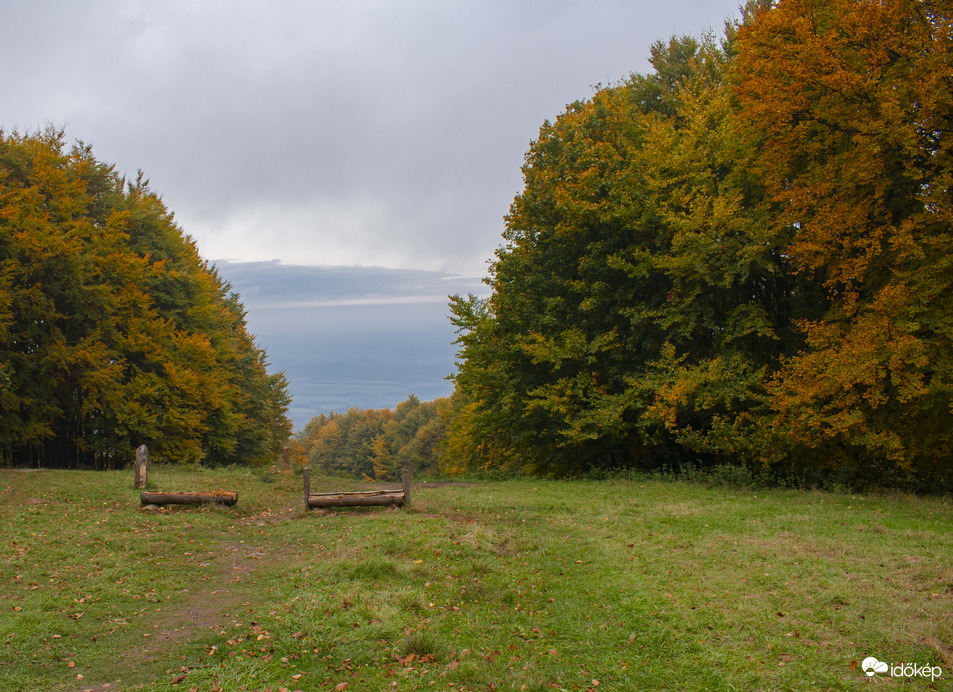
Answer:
[{"xmin": 0, "ymin": 467, "xmax": 950, "ymax": 691}]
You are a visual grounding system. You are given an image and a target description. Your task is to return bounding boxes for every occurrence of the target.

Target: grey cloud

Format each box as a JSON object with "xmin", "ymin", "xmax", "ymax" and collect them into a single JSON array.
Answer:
[{"xmin": 3, "ymin": 0, "xmax": 742, "ymax": 273}]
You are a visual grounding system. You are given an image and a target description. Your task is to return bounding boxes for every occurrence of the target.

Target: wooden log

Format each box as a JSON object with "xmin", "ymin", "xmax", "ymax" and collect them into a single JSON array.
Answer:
[
  {"xmin": 134, "ymin": 445, "xmax": 148, "ymax": 489},
  {"xmin": 306, "ymin": 489, "xmax": 405, "ymax": 509},
  {"xmin": 140, "ymin": 491, "xmax": 238, "ymax": 506}
]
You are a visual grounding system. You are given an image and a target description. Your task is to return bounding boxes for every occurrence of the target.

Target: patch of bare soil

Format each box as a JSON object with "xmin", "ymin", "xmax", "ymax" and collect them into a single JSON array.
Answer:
[
  {"xmin": 62, "ymin": 546, "xmax": 260, "ymax": 692},
  {"xmin": 70, "ymin": 509, "xmax": 303, "ymax": 692},
  {"xmin": 133, "ymin": 542, "xmax": 277, "ymax": 650}
]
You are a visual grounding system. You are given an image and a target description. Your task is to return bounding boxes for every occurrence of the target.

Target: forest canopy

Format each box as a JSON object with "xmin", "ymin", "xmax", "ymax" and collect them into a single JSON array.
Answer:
[
  {"xmin": 0, "ymin": 128, "xmax": 292, "ymax": 468},
  {"xmin": 447, "ymin": 0, "xmax": 953, "ymax": 490},
  {"xmin": 289, "ymin": 395, "xmax": 449, "ymax": 481}
]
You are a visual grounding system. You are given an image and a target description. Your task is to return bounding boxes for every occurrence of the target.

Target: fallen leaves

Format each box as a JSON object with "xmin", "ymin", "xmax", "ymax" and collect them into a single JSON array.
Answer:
[{"xmin": 394, "ymin": 652, "xmax": 438, "ymax": 667}]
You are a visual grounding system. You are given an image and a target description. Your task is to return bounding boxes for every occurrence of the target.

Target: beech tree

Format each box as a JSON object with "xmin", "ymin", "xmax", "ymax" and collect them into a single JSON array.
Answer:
[
  {"xmin": 448, "ymin": 36, "xmax": 786, "ymax": 474},
  {"xmin": 0, "ymin": 129, "xmax": 291, "ymax": 467},
  {"xmin": 735, "ymin": 0, "xmax": 953, "ymax": 482},
  {"xmin": 449, "ymin": 0, "xmax": 952, "ymax": 488}
]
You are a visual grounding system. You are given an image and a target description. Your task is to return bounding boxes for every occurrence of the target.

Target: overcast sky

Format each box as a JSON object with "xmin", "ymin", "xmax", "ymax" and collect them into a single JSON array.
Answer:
[{"xmin": 3, "ymin": 0, "xmax": 742, "ymax": 276}]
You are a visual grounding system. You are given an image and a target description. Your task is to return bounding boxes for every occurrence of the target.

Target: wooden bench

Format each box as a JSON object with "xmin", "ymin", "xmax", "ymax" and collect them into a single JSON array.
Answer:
[
  {"xmin": 303, "ymin": 465, "xmax": 411, "ymax": 509},
  {"xmin": 133, "ymin": 446, "xmax": 238, "ymax": 507},
  {"xmin": 140, "ymin": 490, "xmax": 238, "ymax": 506}
]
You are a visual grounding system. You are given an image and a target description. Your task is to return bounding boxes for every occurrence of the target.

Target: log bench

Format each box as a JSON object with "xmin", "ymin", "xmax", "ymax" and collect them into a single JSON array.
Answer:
[
  {"xmin": 303, "ymin": 465, "xmax": 411, "ymax": 509},
  {"xmin": 133, "ymin": 444, "xmax": 238, "ymax": 507},
  {"xmin": 140, "ymin": 490, "xmax": 238, "ymax": 506}
]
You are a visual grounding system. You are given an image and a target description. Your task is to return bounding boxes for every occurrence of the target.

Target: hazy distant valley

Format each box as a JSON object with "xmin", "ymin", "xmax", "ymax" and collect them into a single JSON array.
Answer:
[{"xmin": 213, "ymin": 260, "xmax": 486, "ymax": 428}]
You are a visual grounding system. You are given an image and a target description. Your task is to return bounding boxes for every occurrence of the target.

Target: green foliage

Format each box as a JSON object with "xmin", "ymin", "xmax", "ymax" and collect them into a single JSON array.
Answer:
[
  {"xmin": 448, "ymin": 0, "xmax": 953, "ymax": 490},
  {"xmin": 291, "ymin": 394, "xmax": 449, "ymax": 479},
  {"xmin": 0, "ymin": 129, "xmax": 291, "ymax": 467},
  {"xmin": 450, "ymin": 34, "xmax": 780, "ymax": 475}
]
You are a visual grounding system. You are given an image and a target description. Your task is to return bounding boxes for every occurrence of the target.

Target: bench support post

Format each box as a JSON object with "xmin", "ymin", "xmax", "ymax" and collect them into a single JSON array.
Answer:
[{"xmin": 401, "ymin": 464, "xmax": 412, "ymax": 507}]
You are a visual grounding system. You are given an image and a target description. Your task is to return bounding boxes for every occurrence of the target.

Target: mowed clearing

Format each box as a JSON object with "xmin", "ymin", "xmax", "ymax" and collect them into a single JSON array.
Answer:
[{"xmin": 0, "ymin": 466, "xmax": 950, "ymax": 691}]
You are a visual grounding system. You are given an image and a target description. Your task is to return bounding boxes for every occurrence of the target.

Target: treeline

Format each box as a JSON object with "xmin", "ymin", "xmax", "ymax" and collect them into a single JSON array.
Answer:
[
  {"xmin": 0, "ymin": 129, "xmax": 292, "ymax": 468},
  {"xmin": 288, "ymin": 395, "xmax": 448, "ymax": 480},
  {"xmin": 446, "ymin": 0, "xmax": 953, "ymax": 490}
]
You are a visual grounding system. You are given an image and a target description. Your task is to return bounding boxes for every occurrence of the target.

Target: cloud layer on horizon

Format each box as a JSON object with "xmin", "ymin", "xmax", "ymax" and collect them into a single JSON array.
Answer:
[{"xmin": 2, "ymin": 0, "xmax": 742, "ymax": 274}]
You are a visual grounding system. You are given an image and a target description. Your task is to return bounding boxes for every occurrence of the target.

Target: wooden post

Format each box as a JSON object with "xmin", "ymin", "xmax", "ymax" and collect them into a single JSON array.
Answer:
[
  {"xmin": 401, "ymin": 464, "xmax": 411, "ymax": 507},
  {"xmin": 282, "ymin": 446, "xmax": 290, "ymax": 468},
  {"xmin": 302, "ymin": 467, "xmax": 311, "ymax": 510},
  {"xmin": 134, "ymin": 445, "xmax": 148, "ymax": 489}
]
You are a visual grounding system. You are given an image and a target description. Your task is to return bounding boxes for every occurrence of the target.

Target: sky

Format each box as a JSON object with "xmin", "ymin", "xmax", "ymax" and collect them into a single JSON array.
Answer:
[
  {"xmin": 2, "ymin": 0, "xmax": 743, "ymax": 275},
  {"xmin": 3, "ymin": 0, "xmax": 745, "ymax": 428}
]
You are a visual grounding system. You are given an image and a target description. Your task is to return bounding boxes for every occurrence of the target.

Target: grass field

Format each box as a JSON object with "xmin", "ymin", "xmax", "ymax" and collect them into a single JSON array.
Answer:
[{"xmin": 0, "ymin": 466, "xmax": 950, "ymax": 691}]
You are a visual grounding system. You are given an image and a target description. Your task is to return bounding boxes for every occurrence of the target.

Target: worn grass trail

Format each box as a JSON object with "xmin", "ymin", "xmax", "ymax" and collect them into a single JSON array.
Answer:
[{"xmin": 0, "ymin": 468, "xmax": 950, "ymax": 691}]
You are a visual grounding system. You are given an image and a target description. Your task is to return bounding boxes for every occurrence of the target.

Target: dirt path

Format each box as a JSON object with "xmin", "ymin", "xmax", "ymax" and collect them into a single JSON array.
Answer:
[
  {"xmin": 71, "ymin": 503, "xmax": 303, "ymax": 692},
  {"xmin": 141, "ymin": 504, "xmax": 303, "ymax": 658}
]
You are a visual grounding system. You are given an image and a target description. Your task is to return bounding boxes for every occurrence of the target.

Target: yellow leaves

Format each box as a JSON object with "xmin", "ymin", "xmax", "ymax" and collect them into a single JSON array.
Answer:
[
  {"xmin": 736, "ymin": 0, "xmax": 951, "ymax": 285},
  {"xmin": 768, "ymin": 281, "xmax": 931, "ymax": 461},
  {"xmin": 0, "ymin": 129, "xmax": 293, "ymax": 467},
  {"xmin": 726, "ymin": 0, "xmax": 953, "ymax": 471},
  {"xmin": 445, "ymin": 0, "xmax": 953, "ymax": 481}
]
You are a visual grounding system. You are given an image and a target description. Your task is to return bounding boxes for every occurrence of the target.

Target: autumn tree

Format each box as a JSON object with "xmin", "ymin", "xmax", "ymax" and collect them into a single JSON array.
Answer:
[
  {"xmin": 735, "ymin": 0, "xmax": 953, "ymax": 483},
  {"xmin": 0, "ymin": 129, "xmax": 291, "ymax": 467},
  {"xmin": 448, "ymin": 31, "xmax": 805, "ymax": 474},
  {"xmin": 291, "ymin": 395, "xmax": 449, "ymax": 479},
  {"xmin": 372, "ymin": 395, "xmax": 446, "ymax": 479},
  {"xmin": 450, "ymin": 79, "xmax": 666, "ymax": 474},
  {"xmin": 447, "ymin": 0, "xmax": 952, "ymax": 488}
]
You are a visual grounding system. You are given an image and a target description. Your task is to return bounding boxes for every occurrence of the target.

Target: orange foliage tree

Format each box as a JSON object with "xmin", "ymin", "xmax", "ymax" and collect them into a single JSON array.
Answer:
[
  {"xmin": 290, "ymin": 395, "xmax": 449, "ymax": 480},
  {"xmin": 445, "ymin": 0, "xmax": 952, "ymax": 488},
  {"xmin": 735, "ymin": 0, "xmax": 953, "ymax": 481},
  {"xmin": 0, "ymin": 129, "xmax": 291, "ymax": 467}
]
